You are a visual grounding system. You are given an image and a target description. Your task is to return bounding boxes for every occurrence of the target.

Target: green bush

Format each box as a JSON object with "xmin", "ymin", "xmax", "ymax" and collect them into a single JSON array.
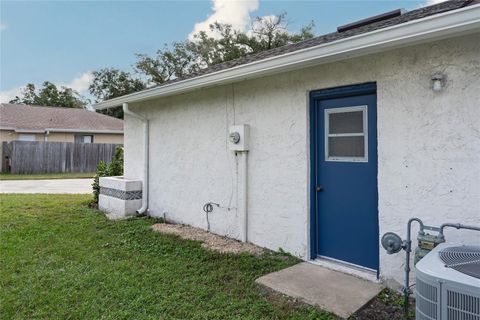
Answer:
[
  {"xmin": 109, "ymin": 147, "xmax": 124, "ymax": 176},
  {"xmin": 92, "ymin": 147, "xmax": 124, "ymax": 203}
]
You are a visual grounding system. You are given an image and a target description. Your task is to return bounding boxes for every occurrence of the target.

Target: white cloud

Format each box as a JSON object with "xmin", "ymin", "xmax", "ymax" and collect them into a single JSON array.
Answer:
[
  {"xmin": 0, "ymin": 22, "xmax": 7, "ymax": 31},
  {"xmin": 189, "ymin": 0, "xmax": 259, "ymax": 39},
  {"xmin": 0, "ymin": 72, "xmax": 93, "ymax": 103},
  {"xmin": 425, "ymin": 0, "xmax": 447, "ymax": 5},
  {"xmin": 0, "ymin": 87, "xmax": 23, "ymax": 103},
  {"xmin": 56, "ymin": 72, "xmax": 93, "ymax": 93}
]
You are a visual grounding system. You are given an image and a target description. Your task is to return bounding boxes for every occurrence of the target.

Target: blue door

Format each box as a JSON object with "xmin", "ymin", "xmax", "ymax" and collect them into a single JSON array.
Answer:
[{"xmin": 310, "ymin": 83, "xmax": 378, "ymax": 271}]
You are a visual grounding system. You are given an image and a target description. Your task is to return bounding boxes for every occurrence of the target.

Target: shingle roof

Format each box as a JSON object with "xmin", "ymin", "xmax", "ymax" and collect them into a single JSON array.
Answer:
[
  {"xmin": 154, "ymin": 0, "xmax": 475, "ymax": 88},
  {"xmin": 0, "ymin": 104, "xmax": 123, "ymax": 133}
]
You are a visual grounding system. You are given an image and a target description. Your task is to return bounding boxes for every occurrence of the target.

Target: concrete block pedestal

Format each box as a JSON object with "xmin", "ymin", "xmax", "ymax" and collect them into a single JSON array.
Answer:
[{"xmin": 99, "ymin": 176, "xmax": 142, "ymax": 219}]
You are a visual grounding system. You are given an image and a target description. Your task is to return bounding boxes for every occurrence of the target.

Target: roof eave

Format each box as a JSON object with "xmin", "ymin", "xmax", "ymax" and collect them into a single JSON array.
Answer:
[
  {"xmin": 0, "ymin": 127, "xmax": 123, "ymax": 134},
  {"xmin": 11, "ymin": 129, "xmax": 45, "ymax": 133},
  {"xmin": 93, "ymin": 4, "xmax": 480, "ymax": 110},
  {"xmin": 45, "ymin": 128, "xmax": 124, "ymax": 134}
]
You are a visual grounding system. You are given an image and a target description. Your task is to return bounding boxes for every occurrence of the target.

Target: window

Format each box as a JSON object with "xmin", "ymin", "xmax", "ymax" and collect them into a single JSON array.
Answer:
[
  {"xmin": 18, "ymin": 134, "xmax": 36, "ymax": 141},
  {"xmin": 82, "ymin": 135, "xmax": 93, "ymax": 143},
  {"xmin": 74, "ymin": 134, "xmax": 94, "ymax": 143},
  {"xmin": 325, "ymin": 106, "xmax": 368, "ymax": 162}
]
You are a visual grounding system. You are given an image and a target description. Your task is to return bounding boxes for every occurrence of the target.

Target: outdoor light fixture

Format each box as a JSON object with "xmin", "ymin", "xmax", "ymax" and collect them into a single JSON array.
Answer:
[{"xmin": 431, "ymin": 73, "xmax": 445, "ymax": 92}]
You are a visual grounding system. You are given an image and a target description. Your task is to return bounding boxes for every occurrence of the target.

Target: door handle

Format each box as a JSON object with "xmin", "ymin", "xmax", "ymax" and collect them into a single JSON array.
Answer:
[{"xmin": 316, "ymin": 186, "xmax": 324, "ymax": 192}]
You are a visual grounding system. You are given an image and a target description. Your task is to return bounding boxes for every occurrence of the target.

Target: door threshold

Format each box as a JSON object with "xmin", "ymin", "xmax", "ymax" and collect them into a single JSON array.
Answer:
[{"xmin": 308, "ymin": 257, "xmax": 380, "ymax": 283}]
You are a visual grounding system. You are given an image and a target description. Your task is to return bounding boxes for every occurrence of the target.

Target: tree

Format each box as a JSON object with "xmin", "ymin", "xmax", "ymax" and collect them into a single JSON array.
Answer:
[
  {"xmin": 239, "ymin": 13, "xmax": 314, "ymax": 52},
  {"xmin": 135, "ymin": 42, "xmax": 199, "ymax": 85},
  {"xmin": 88, "ymin": 68, "xmax": 146, "ymax": 119},
  {"xmin": 9, "ymin": 81, "xmax": 87, "ymax": 108},
  {"xmin": 134, "ymin": 13, "xmax": 315, "ymax": 84},
  {"xmin": 187, "ymin": 22, "xmax": 250, "ymax": 67},
  {"xmin": 92, "ymin": 12, "xmax": 315, "ymax": 116}
]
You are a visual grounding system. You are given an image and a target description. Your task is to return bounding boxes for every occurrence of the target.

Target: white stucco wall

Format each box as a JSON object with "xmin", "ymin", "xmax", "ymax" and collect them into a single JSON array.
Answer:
[{"xmin": 124, "ymin": 33, "xmax": 480, "ymax": 287}]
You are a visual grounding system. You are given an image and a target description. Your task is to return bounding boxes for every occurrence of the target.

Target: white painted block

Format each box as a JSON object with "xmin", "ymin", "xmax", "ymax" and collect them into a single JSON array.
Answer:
[
  {"xmin": 99, "ymin": 176, "xmax": 143, "ymax": 219},
  {"xmin": 99, "ymin": 176, "xmax": 142, "ymax": 191}
]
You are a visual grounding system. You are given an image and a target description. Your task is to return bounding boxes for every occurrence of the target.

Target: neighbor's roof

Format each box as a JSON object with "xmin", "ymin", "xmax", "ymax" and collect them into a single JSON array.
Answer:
[
  {"xmin": 94, "ymin": 0, "xmax": 480, "ymax": 109},
  {"xmin": 0, "ymin": 104, "xmax": 123, "ymax": 133}
]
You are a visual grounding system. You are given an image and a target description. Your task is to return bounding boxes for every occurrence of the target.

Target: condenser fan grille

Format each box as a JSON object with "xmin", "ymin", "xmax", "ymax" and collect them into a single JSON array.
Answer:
[{"xmin": 439, "ymin": 246, "xmax": 480, "ymax": 279}]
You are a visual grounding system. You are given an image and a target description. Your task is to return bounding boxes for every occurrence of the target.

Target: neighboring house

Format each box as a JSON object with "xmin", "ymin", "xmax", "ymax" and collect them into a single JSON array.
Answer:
[
  {"xmin": 0, "ymin": 103, "xmax": 123, "ymax": 144},
  {"xmin": 95, "ymin": 0, "xmax": 480, "ymax": 288}
]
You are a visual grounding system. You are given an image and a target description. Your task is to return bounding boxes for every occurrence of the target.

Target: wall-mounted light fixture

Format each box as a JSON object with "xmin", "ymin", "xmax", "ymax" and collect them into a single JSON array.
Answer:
[{"xmin": 431, "ymin": 73, "xmax": 445, "ymax": 92}]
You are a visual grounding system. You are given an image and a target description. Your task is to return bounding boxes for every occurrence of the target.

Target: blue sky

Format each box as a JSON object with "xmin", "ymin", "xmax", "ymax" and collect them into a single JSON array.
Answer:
[{"xmin": 1, "ymin": 0, "xmax": 433, "ymax": 103}]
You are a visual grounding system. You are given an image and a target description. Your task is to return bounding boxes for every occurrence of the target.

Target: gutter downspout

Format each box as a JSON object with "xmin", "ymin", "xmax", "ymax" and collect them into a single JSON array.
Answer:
[{"xmin": 122, "ymin": 103, "xmax": 149, "ymax": 215}]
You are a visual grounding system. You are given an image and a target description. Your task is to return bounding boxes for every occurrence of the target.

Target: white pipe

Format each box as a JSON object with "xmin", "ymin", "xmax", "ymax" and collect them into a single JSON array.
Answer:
[
  {"xmin": 122, "ymin": 103, "xmax": 149, "ymax": 215},
  {"xmin": 239, "ymin": 151, "xmax": 248, "ymax": 242}
]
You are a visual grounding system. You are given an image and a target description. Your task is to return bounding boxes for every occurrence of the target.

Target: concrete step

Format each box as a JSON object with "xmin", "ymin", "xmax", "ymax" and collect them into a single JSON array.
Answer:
[{"xmin": 256, "ymin": 262, "xmax": 382, "ymax": 319}]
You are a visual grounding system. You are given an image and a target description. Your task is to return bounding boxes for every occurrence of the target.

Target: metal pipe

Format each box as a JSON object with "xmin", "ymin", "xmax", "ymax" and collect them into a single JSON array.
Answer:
[
  {"xmin": 403, "ymin": 217, "xmax": 425, "ymax": 313},
  {"xmin": 383, "ymin": 218, "xmax": 479, "ymax": 315},
  {"xmin": 122, "ymin": 103, "xmax": 149, "ymax": 215},
  {"xmin": 402, "ymin": 219, "xmax": 479, "ymax": 312},
  {"xmin": 438, "ymin": 223, "xmax": 480, "ymax": 239}
]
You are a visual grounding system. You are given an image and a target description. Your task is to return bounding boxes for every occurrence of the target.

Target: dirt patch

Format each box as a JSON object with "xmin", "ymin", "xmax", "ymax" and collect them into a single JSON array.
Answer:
[
  {"xmin": 151, "ymin": 223, "xmax": 265, "ymax": 255},
  {"xmin": 350, "ymin": 289, "xmax": 415, "ymax": 320},
  {"xmin": 257, "ymin": 283, "xmax": 338, "ymax": 319}
]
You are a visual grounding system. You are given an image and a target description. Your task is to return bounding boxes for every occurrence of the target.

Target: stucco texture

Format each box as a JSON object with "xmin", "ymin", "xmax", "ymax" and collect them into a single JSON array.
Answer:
[{"xmin": 124, "ymin": 33, "xmax": 480, "ymax": 286}]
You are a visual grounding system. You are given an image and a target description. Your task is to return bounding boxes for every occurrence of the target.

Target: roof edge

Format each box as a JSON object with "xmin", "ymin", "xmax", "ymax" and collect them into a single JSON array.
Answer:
[
  {"xmin": 0, "ymin": 127, "xmax": 123, "ymax": 134},
  {"xmin": 45, "ymin": 128, "xmax": 124, "ymax": 134},
  {"xmin": 94, "ymin": 4, "xmax": 480, "ymax": 110}
]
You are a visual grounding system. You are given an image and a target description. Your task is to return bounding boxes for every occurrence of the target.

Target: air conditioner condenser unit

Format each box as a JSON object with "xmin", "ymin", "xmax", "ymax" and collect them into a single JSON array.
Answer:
[{"xmin": 415, "ymin": 243, "xmax": 480, "ymax": 320}]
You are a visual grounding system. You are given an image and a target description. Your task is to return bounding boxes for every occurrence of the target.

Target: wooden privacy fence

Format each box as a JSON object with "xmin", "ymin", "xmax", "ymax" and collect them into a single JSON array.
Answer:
[{"xmin": 1, "ymin": 141, "xmax": 121, "ymax": 174}]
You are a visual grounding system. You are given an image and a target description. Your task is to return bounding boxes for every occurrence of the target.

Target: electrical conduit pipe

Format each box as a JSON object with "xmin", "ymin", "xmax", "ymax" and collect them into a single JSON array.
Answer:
[
  {"xmin": 239, "ymin": 151, "xmax": 248, "ymax": 242},
  {"xmin": 122, "ymin": 103, "xmax": 149, "ymax": 215}
]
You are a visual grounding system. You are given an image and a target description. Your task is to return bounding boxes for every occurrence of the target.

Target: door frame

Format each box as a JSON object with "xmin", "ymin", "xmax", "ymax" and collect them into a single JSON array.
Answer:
[{"xmin": 309, "ymin": 82, "xmax": 378, "ymax": 262}]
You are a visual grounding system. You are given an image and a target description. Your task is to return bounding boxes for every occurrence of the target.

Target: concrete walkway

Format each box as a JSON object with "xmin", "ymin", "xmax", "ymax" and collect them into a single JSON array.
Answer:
[
  {"xmin": 0, "ymin": 179, "xmax": 93, "ymax": 194},
  {"xmin": 256, "ymin": 262, "xmax": 382, "ymax": 319}
]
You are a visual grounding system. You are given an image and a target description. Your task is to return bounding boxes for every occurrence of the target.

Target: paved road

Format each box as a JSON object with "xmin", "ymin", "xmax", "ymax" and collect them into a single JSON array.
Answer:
[{"xmin": 0, "ymin": 179, "xmax": 93, "ymax": 194}]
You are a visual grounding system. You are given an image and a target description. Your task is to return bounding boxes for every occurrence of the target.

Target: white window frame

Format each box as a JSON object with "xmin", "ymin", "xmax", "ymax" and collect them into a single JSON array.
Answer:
[
  {"xmin": 325, "ymin": 105, "xmax": 368, "ymax": 163},
  {"xmin": 17, "ymin": 133, "xmax": 36, "ymax": 142}
]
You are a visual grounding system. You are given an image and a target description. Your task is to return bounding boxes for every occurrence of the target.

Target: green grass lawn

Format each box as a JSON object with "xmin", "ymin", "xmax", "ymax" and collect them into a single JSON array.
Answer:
[
  {"xmin": 0, "ymin": 172, "xmax": 95, "ymax": 180},
  {"xmin": 0, "ymin": 194, "xmax": 334, "ymax": 319}
]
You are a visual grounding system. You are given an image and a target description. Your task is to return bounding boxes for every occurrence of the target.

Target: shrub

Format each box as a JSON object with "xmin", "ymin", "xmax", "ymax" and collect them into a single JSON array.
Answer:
[
  {"xmin": 109, "ymin": 146, "xmax": 124, "ymax": 176},
  {"xmin": 92, "ymin": 147, "xmax": 124, "ymax": 203}
]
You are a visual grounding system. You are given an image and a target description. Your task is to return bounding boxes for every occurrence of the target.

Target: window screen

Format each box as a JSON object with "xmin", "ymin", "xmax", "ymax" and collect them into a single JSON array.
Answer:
[
  {"xmin": 325, "ymin": 106, "xmax": 367, "ymax": 162},
  {"xmin": 329, "ymin": 111, "xmax": 363, "ymax": 134}
]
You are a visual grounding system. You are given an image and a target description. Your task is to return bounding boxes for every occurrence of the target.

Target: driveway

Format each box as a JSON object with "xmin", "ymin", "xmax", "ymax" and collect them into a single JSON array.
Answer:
[{"xmin": 0, "ymin": 179, "xmax": 93, "ymax": 194}]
